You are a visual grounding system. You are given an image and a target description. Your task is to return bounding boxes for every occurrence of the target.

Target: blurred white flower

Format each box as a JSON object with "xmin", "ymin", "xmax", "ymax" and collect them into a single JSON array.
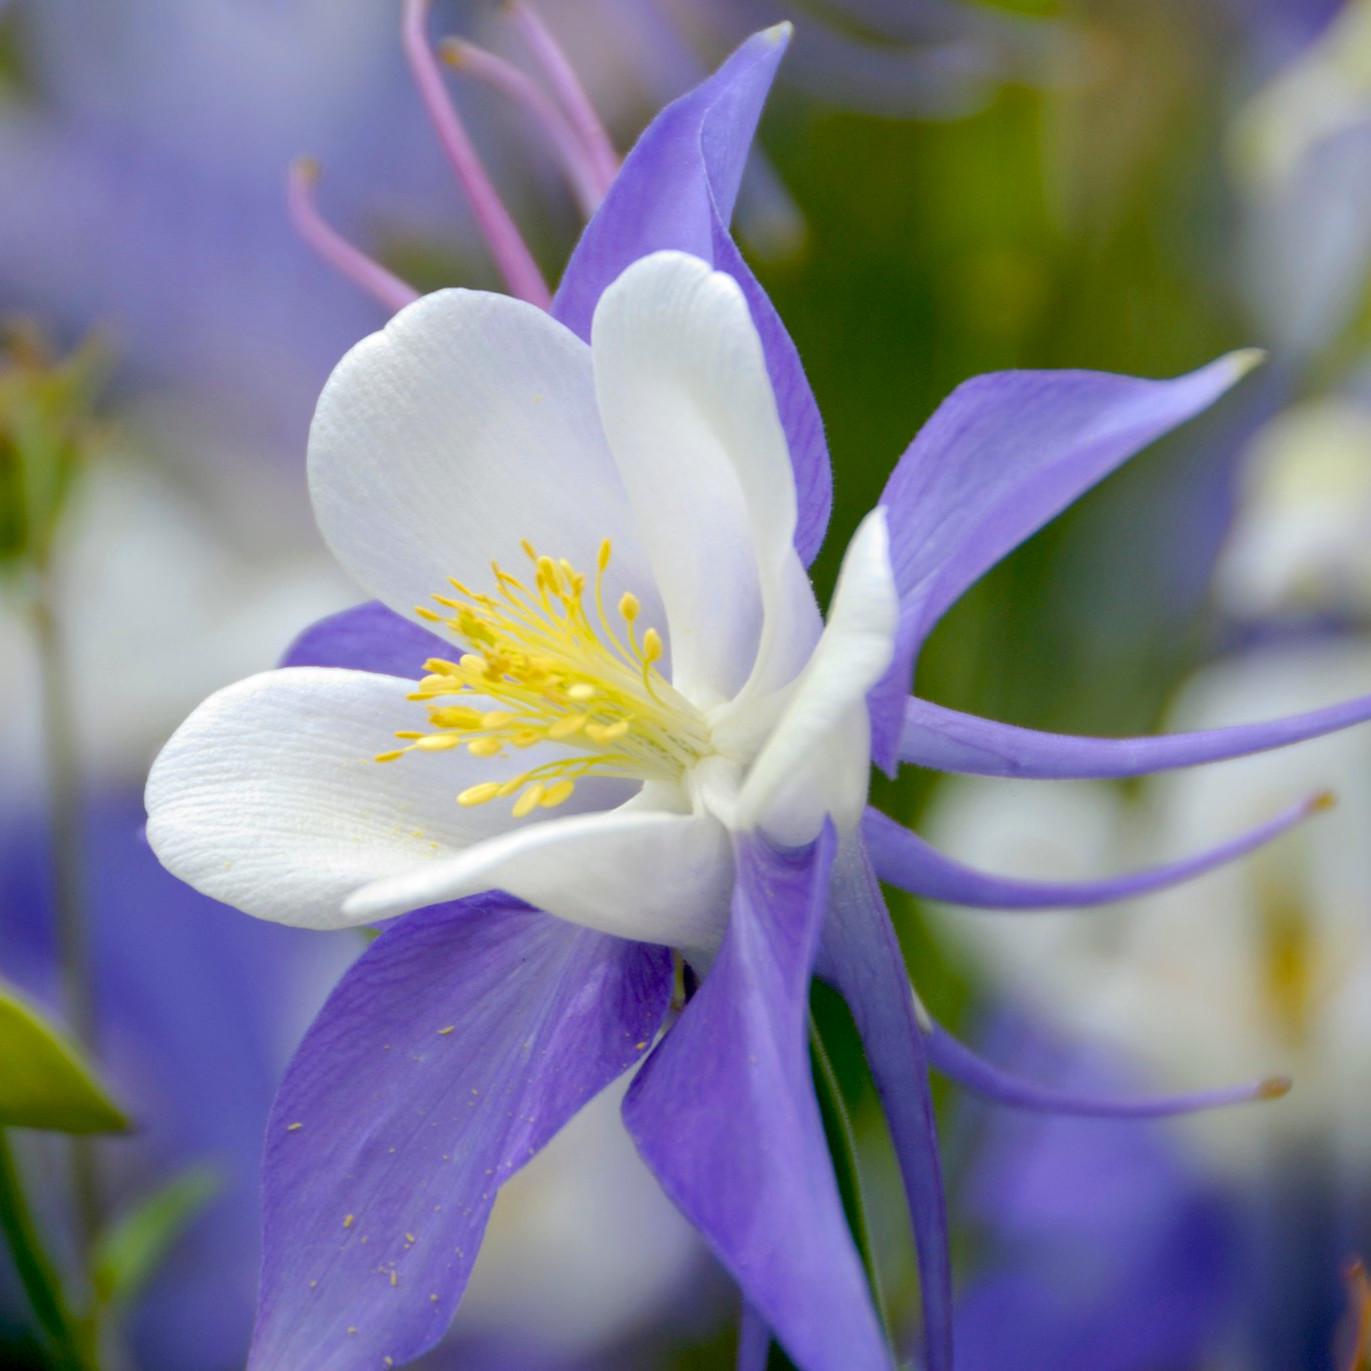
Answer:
[
  {"xmin": 1233, "ymin": 0, "xmax": 1371, "ymax": 356},
  {"xmin": 1215, "ymin": 394, "xmax": 1371, "ymax": 617},
  {"xmin": 927, "ymin": 640, "xmax": 1371, "ymax": 1177}
]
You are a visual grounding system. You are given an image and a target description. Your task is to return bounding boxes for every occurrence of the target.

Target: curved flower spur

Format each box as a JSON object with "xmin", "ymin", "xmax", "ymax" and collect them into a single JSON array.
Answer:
[{"xmin": 144, "ymin": 13, "xmax": 1371, "ymax": 1371}]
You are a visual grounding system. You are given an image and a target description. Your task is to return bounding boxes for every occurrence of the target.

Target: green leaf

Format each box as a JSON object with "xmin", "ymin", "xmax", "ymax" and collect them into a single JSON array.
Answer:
[
  {"xmin": 91, "ymin": 1167, "xmax": 221, "ymax": 1310},
  {"xmin": 0, "ymin": 982, "xmax": 128, "ymax": 1134}
]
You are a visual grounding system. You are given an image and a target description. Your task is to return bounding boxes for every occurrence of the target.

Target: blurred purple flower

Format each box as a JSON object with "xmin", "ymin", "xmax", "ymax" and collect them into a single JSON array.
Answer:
[
  {"xmin": 952, "ymin": 1019, "xmax": 1239, "ymax": 1371},
  {"xmin": 0, "ymin": 0, "xmax": 498, "ymax": 455}
]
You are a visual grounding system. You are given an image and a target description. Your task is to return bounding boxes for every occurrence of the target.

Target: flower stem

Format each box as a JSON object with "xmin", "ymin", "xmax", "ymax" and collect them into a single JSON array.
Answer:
[
  {"xmin": 31, "ymin": 583, "xmax": 102, "ymax": 1254},
  {"xmin": 808, "ymin": 1013, "xmax": 891, "ymax": 1349},
  {"xmin": 0, "ymin": 1131, "xmax": 93, "ymax": 1369}
]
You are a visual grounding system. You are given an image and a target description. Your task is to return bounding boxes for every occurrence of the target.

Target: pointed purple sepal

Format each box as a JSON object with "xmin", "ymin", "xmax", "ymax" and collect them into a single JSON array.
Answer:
[
  {"xmin": 281, "ymin": 601, "xmax": 440, "ymax": 677},
  {"xmin": 553, "ymin": 26, "xmax": 831, "ymax": 565},
  {"xmin": 928, "ymin": 1020, "xmax": 1290, "ymax": 1118},
  {"xmin": 249, "ymin": 896, "xmax": 671, "ymax": 1371},
  {"xmin": 863, "ymin": 794, "xmax": 1327, "ymax": 910},
  {"xmin": 817, "ymin": 837, "xmax": 953, "ymax": 1371},
  {"xmin": 624, "ymin": 828, "xmax": 892, "ymax": 1371},
  {"xmin": 899, "ymin": 692, "xmax": 1371, "ymax": 779},
  {"xmin": 869, "ymin": 353, "xmax": 1259, "ymax": 768}
]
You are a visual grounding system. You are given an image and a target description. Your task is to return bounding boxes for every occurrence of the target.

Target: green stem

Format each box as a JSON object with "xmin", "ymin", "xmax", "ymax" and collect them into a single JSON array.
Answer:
[
  {"xmin": 31, "ymin": 585, "xmax": 102, "ymax": 1255},
  {"xmin": 808, "ymin": 1013, "xmax": 891, "ymax": 1350},
  {"xmin": 0, "ymin": 1130, "xmax": 91, "ymax": 1369}
]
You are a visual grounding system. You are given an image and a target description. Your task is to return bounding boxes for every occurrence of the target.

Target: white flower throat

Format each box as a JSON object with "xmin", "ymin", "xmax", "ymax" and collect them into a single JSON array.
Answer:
[{"xmin": 377, "ymin": 539, "xmax": 712, "ymax": 816}]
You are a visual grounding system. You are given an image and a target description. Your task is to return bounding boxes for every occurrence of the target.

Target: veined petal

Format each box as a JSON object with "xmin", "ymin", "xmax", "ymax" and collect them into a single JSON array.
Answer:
[
  {"xmin": 591, "ymin": 251, "xmax": 820, "ymax": 706},
  {"xmin": 308, "ymin": 288, "xmax": 660, "ymax": 630},
  {"xmin": 249, "ymin": 896, "xmax": 671, "ymax": 1371},
  {"xmin": 624, "ymin": 829, "xmax": 893, "ymax": 1371},
  {"xmin": 282, "ymin": 601, "xmax": 441, "ymax": 677},
  {"xmin": 817, "ymin": 838, "xmax": 952, "ymax": 1371},
  {"xmin": 863, "ymin": 797, "xmax": 1329, "ymax": 909},
  {"xmin": 733, "ymin": 510, "xmax": 897, "ymax": 844},
  {"xmin": 345, "ymin": 803, "xmax": 733, "ymax": 954},
  {"xmin": 145, "ymin": 668, "xmax": 623, "ymax": 930},
  {"xmin": 868, "ymin": 353, "xmax": 1261, "ymax": 767},
  {"xmin": 898, "ymin": 691, "xmax": 1371, "ymax": 779},
  {"xmin": 554, "ymin": 26, "xmax": 831, "ymax": 564}
]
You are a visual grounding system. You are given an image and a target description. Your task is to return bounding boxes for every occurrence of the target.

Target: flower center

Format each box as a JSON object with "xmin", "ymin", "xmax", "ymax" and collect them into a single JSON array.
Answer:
[{"xmin": 376, "ymin": 539, "xmax": 711, "ymax": 816}]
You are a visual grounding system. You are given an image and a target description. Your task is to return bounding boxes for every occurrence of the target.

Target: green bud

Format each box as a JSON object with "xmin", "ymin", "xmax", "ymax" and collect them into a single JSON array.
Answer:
[{"xmin": 0, "ymin": 323, "xmax": 110, "ymax": 575}]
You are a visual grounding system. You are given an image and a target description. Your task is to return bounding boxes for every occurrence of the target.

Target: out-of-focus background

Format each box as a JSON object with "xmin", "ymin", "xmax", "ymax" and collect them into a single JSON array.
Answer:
[{"xmin": 2, "ymin": 1, "xmax": 1369, "ymax": 1368}]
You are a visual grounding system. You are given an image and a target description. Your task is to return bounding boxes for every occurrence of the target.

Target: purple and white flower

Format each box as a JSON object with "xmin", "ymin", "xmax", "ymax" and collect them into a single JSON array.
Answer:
[{"xmin": 143, "ymin": 19, "xmax": 1371, "ymax": 1371}]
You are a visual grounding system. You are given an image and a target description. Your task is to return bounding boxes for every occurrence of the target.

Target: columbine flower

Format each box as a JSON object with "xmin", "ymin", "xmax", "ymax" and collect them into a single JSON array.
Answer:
[{"xmin": 145, "ymin": 19, "xmax": 1371, "ymax": 1371}]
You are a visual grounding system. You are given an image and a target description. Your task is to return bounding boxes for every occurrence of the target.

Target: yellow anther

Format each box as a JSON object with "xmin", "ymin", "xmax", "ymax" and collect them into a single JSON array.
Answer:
[
  {"xmin": 428, "ymin": 707, "xmax": 483, "ymax": 729},
  {"xmin": 415, "ymin": 606, "xmax": 443, "ymax": 622},
  {"xmin": 413, "ymin": 734, "xmax": 463, "ymax": 752},
  {"xmin": 393, "ymin": 731, "xmax": 425, "ymax": 740},
  {"xmin": 374, "ymin": 750, "xmax": 405, "ymax": 764},
  {"xmin": 384, "ymin": 539, "xmax": 710, "ymax": 814}
]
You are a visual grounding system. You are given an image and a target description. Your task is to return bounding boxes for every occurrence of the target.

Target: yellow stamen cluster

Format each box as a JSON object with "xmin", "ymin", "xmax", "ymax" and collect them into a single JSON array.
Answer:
[{"xmin": 377, "ymin": 539, "xmax": 710, "ymax": 816}]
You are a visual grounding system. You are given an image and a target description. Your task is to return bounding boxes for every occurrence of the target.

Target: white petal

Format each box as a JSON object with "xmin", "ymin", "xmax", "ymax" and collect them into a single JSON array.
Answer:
[
  {"xmin": 346, "ymin": 803, "xmax": 733, "ymax": 954},
  {"xmin": 309, "ymin": 288, "xmax": 659, "ymax": 629},
  {"xmin": 145, "ymin": 668, "xmax": 628, "ymax": 930},
  {"xmin": 591, "ymin": 251, "xmax": 819, "ymax": 707},
  {"xmin": 734, "ymin": 508, "xmax": 898, "ymax": 844}
]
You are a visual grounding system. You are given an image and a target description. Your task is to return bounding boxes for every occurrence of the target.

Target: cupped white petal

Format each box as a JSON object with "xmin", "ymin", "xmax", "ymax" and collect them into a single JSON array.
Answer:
[
  {"xmin": 309, "ymin": 288, "xmax": 660, "ymax": 631},
  {"xmin": 590, "ymin": 251, "xmax": 819, "ymax": 708},
  {"xmin": 345, "ymin": 802, "xmax": 733, "ymax": 954},
  {"xmin": 733, "ymin": 508, "xmax": 898, "ymax": 844},
  {"xmin": 145, "ymin": 668, "xmax": 628, "ymax": 930}
]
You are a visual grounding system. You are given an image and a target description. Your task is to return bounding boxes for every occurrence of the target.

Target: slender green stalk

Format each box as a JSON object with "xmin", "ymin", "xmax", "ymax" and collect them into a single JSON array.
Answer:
[
  {"xmin": 31, "ymin": 585, "xmax": 102, "ymax": 1256},
  {"xmin": 808, "ymin": 1013, "xmax": 891, "ymax": 1349},
  {"xmin": 0, "ymin": 1131, "xmax": 91, "ymax": 1369}
]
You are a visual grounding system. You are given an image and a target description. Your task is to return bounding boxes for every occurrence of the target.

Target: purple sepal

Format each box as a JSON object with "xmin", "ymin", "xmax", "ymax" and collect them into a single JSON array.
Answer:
[
  {"xmin": 928, "ymin": 1021, "xmax": 1282, "ymax": 1119},
  {"xmin": 869, "ymin": 355, "xmax": 1255, "ymax": 768},
  {"xmin": 249, "ymin": 896, "xmax": 671, "ymax": 1371},
  {"xmin": 863, "ymin": 800, "xmax": 1323, "ymax": 910},
  {"xmin": 552, "ymin": 28, "xmax": 831, "ymax": 565},
  {"xmin": 623, "ymin": 827, "xmax": 891, "ymax": 1371},
  {"xmin": 899, "ymin": 692, "xmax": 1371, "ymax": 779},
  {"xmin": 817, "ymin": 837, "xmax": 953, "ymax": 1371},
  {"xmin": 280, "ymin": 600, "xmax": 441, "ymax": 678}
]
